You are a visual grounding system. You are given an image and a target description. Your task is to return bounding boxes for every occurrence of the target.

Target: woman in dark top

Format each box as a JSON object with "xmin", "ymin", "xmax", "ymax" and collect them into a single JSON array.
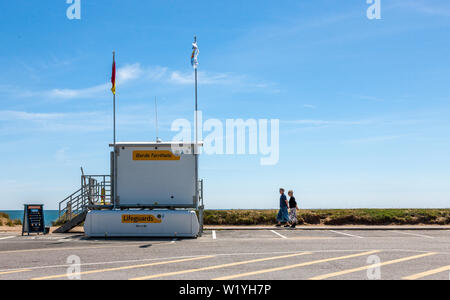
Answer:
[{"xmin": 288, "ymin": 190, "xmax": 298, "ymax": 228}]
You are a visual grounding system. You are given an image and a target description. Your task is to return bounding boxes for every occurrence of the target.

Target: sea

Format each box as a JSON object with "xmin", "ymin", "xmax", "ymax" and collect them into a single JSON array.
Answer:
[{"xmin": 0, "ymin": 210, "xmax": 59, "ymax": 226}]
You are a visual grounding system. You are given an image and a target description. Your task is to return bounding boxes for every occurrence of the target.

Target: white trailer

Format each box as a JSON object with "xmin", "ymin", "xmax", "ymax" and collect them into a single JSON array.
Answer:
[
  {"xmin": 114, "ymin": 142, "xmax": 197, "ymax": 208},
  {"xmin": 84, "ymin": 142, "xmax": 203, "ymax": 238},
  {"xmin": 84, "ymin": 210, "xmax": 200, "ymax": 238}
]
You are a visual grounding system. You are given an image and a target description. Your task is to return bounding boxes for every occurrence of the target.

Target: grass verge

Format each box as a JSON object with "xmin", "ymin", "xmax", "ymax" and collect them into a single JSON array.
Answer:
[
  {"xmin": 46, "ymin": 209, "xmax": 450, "ymax": 227},
  {"xmin": 0, "ymin": 212, "xmax": 22, "ymax": 227},
  {"xmin": 203, "ymin": 209, "xmax": 450, "ymax": 226}
]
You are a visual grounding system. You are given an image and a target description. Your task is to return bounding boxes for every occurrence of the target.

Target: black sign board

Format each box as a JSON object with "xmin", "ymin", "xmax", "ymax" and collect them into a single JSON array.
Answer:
[{"xmin": 22, "ymin": 204, "xmax": 45, "ymax": 236}]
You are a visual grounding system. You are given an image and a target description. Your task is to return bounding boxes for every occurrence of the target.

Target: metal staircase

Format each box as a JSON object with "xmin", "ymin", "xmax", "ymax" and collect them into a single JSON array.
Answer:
[{"xmin": 54, "ymin": 175, "xmax": 112, "ymax": 233}]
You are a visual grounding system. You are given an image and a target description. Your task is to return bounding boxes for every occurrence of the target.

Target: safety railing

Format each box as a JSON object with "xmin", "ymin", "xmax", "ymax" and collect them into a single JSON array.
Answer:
[
  {"xmin": 58, "ymin": 175, "xmax": 112, "ymax": 222},
  {"xmin": 198, "ymin": 179, "xmax": 204, "ymax": 236},
  {"xmin": 81, "ymin": 175, "xmax": 112, "ymax": 207},
  {"xmin": 58, "ymin": 187, "xmax": 86, "ymax": 220}
]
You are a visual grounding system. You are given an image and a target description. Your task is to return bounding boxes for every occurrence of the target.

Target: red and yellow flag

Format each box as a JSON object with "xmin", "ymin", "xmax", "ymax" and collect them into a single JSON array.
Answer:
[{"xmin": 111, "ymin": 52, "xmax": 116, "ymax": 95}]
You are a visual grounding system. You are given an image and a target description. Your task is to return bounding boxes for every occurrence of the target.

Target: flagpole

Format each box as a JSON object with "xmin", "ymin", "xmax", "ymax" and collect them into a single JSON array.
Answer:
[
  {"xmin": 193, "ymin": 36, "xmax": 199, "ymax": 210},
  {"xmin": 195, "ymin": 67, "xmax": 198, "ymax": 144},
  {"xmin": 113, "ymin": 51, "xmax": 116, "ymax": 146},
  {"xmin": 112, "ymin": 51, "xmax": 117, "ymax": 209},
  {"xmin": 195, "ymin": 64, "xmax": 198, "ymax": 201}
]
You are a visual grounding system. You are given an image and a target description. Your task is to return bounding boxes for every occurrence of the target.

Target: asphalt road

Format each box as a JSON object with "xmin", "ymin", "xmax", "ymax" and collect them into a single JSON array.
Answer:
[{"xmin": 0, "ymin": 229, "xmax": 449, "ymax": 280}]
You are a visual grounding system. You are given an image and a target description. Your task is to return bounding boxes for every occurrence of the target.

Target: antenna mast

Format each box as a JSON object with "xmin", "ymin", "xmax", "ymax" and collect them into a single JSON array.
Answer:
[{"xmin": 155, "ymin": 96, "xmax": 160, "ymax": 143}]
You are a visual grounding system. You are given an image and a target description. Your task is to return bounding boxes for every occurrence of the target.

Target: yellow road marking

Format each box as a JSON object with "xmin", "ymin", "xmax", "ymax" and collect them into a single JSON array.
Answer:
[
  {"xmin": 403, "ymin": 265, "xmax": 450, "ymax": 280},
  {"xmin": 213, "ymin": 250, "xmax": 380, "ymax": 280},
  {"xmin": 32, "ymin": 256, "xmax": 214, "ymax": 280},
  {"xmin": 130, "ymin": 252, "xmax": 312, "ymax": 280},
  {"xmin": 0, "ymin": 269, "xmax": 31, "ymax": 275},
  {"xmin": 310, "ymin": 252, "xmax": 437, "ymax": 280}
]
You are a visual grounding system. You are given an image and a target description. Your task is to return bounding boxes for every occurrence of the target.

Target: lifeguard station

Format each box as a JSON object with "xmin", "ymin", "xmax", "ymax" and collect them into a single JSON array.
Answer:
[
  {"xmin": 55, "ymin": 37, "xmax": 204, "ymax": 238},
  {"xmin": 54, "ymin": 142, "xmax": 204, "ymax": 238}
]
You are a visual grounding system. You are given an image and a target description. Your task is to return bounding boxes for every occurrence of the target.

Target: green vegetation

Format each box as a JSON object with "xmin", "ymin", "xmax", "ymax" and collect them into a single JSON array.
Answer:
[
  {"xmin": 0, "ymin": 212, "xmax": 22, "ymax": 227},
  {"xmin": 52, "ymin": 211, "xmax": 75, "ymax": 226},
  {"xmin": 52, "ymin": 214, "xmax": 69, "ymax": 227},
  {"xmin": 51, "ymin": 213, "xmax": 84, "ymax": 227},
  {"xmin": 52, "ymin": 218, "xmax": 68, "ymax": 227},
  {"xmin": 203, "ymin": 209, "xmax": 450, "ymax": 226},
  {"xmin": 24, "ymin": 209, "xmax": 450, "ymax": 228}
]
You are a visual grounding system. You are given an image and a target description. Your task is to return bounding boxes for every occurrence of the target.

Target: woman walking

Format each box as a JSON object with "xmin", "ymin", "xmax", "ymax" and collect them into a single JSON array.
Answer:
[
  {"xmin": 276, "ymin": 188, "xmax": 289, "ymax": 227},
  {"xmin": 288, "ymin": 190, "xmax": 298, "ymax": 228}
]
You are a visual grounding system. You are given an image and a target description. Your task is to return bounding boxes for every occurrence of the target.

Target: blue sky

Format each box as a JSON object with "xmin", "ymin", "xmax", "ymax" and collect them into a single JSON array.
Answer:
[{"xmin": 0, "ymin": 0, "xmax": 449, "ymax": 209}]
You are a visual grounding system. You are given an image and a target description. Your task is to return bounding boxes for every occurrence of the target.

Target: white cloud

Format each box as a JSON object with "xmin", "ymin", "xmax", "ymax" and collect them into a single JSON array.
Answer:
[
  {"xmin": 44, "ymin": 64, "xmax": 149, "ymax": 99},
  {"xmin": 168, "ymin": 71, "xmax": 233, "ymax": 85},
  {"xmin": 398, "ymin": 1, "xmax": 450, "ymax": 17},
  {"xmin": 342, "ymin": 135, "xmax": 402, "ymax": 144},
  {"xmin": 117, "ymin": 63, "xmax": 143, "ymax": 82},
  {"xmin": 1, "ymin": 63, "xmax": 271, "ymax": 100},
  {"xmin": 47, "ymin": 83, "xmax": 109, "ymax": 99},
  {"xmin": 0, "ymin": 110, "xmax": 110, "ymax": 134},
  {"xmin": 0, "ymin": 107, "xmax": 175, "ymax": 136},
  {"xmin": 169, "ymin": 71, "xmax": 193, "ymax": 85},
  {"xmin": 0, "ymin": 110, "xmax": 66, "ymax": 121},
  {"xmin": 284, "ymin": 119, "xmax": 370, "ymax": 126}
]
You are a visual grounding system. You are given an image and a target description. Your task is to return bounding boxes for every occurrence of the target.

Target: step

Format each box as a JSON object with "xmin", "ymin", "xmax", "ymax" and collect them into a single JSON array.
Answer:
[{"xmin": 53, "ymin": 210, "xmax": 88, "ymax": 233}]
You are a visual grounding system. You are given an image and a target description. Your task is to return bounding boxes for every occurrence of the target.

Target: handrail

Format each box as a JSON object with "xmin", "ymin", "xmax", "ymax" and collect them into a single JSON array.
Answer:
[
  {"xmin": 60, "ymin": 187, "xmax": 83, "ymax": 205},
  {"xmin": 58, "ymin": 175, "xmax": 112, "ymax": 222},
  {"xmin": 197, "ymin": 179, "xmax": 204, "ymax": 236}
]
